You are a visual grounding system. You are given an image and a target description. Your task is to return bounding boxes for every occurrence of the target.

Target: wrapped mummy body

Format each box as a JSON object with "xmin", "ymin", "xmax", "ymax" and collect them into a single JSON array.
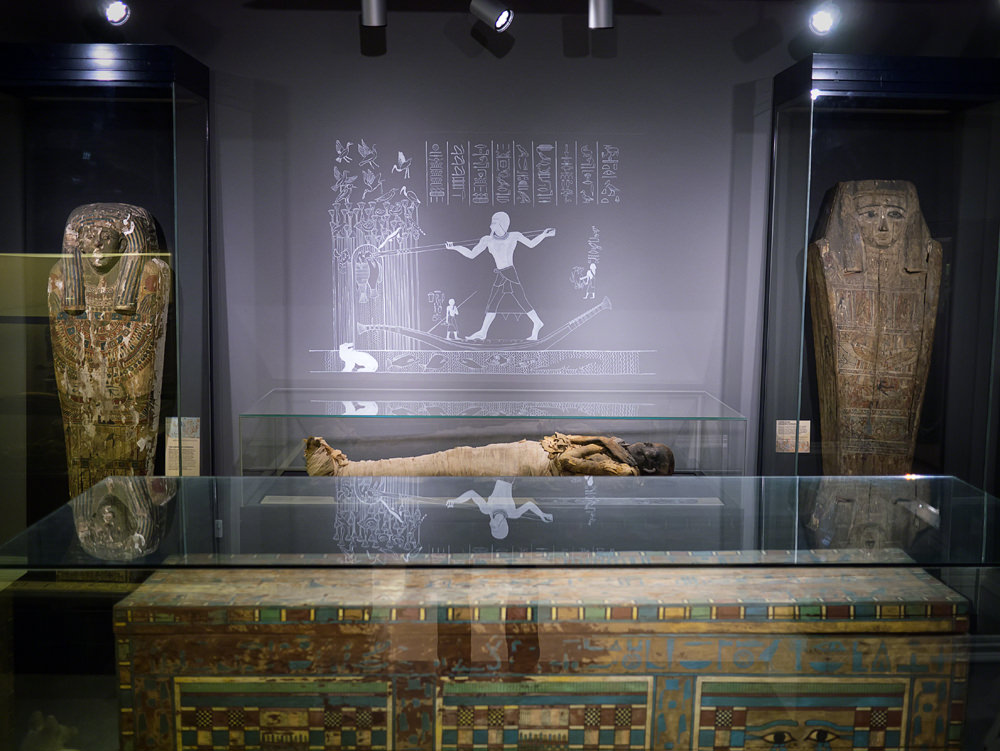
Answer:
[{"xmin": 304, "ymin": 433, "xmax": 675, "ymax": 477}]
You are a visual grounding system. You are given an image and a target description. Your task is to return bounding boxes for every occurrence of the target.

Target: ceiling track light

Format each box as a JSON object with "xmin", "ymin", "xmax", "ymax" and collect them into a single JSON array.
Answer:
[
  {"xmin": 588, "ymin": 0, "xmax": 613, "ymax": 29},
  {"xmin": 361, "ymin": 0, "xmax": 386, "ymax": 28},
  {"xmin": 104, "ymin": 1, "xmax": 130, "ymax": 26},
  {"xmin": 470, "ymin": 0, "xmax": 513, "ymax": 33},
  {"xmin": 808, "ymin": 1, "xmax": 842, "ymax": 35}
]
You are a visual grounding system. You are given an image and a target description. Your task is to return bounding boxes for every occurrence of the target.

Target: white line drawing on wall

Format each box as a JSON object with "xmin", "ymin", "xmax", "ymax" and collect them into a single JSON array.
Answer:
[
  {"xmin": 427, "ymin": 140, "xmax": 623, "ymax": 207},
  {"xmin": 338, "ymin": 342, "xmax": 379, "ymax": 372},
  {"xmin": 446, "ymin": 479, "xmax": 553, "ymax": 540},
  {"xmin": 392, "ymin": 151, "xmax": 412, "ymax": 179},
  {"xmin": 356, "ymin": 297, "xmax": 612, "ymax": 353},
  {"xmin": 327, "ymin": 136, "xmax": 646, "ymax": 376},
  {"xmin": 446, "ymin": 212, "xmax": 556, "ymax": 341},
  {"xmin": 358, "ymin": 139, "xmax": 378, "ymax": 169},
  {"xmin": 444, "ymin": 298, "xmax": 460, "ymax": 339},
  {"xmin": 571, "ymin": 262, "xmax": 598, "ymax": 299}
]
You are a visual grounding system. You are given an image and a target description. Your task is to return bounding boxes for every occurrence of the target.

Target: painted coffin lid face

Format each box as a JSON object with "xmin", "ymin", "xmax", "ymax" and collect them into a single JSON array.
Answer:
[{"xmin": 695, "ymin": 678, "xmax": 910, "ymax": 751}]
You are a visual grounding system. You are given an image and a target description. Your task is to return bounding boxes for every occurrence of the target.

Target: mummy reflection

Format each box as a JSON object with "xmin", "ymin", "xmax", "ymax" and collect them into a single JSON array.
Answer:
[{"xmin": 305, "ymin": 432, "xmax": 674, "ymax": 477}]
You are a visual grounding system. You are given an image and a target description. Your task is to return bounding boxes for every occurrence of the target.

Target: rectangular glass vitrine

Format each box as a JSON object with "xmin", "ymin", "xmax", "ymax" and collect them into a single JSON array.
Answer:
[
  {"xmin": 0, "ymin": 474, "xmax": 998, "ymax": 749},
  {"xmin": 239, "ymin": 388, "xmax": 748, "ymax": 477}
]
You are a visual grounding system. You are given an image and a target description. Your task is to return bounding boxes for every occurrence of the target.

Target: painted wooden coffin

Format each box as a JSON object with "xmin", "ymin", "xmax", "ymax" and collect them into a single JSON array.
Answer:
[{"xmin": 115, "ymin": 565, "xmax": 968, "ymax": 750}]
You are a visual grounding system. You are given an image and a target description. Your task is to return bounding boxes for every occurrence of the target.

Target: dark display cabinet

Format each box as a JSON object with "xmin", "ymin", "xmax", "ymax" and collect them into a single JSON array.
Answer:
[
  {"xmin": 0, "ymin": 44, "xmax": 212, "ymax": 539},
  {"xmin": 759, "ymin": 54, "xmax": 1000, "ymax": 492}
]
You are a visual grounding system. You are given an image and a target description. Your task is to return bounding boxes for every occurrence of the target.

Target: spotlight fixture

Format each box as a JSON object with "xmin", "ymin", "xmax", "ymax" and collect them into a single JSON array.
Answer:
[
  {"xmin": 588, "ymin": 0, "xmax": 613, "ymax": 29},
  {"xmin": 104, "ymin": 1, "xmax": 130, "ymax": 26},
  {"xmin": 361, "ymin": 0, "xmax": 386, "ymax": 27},
  {"xmin": 470, "ymin": 0, "xmax": 513, "ymax": 32},
  {"xmin": 808, "ymin": 1, "xmax": 841, "ymax": 35}
]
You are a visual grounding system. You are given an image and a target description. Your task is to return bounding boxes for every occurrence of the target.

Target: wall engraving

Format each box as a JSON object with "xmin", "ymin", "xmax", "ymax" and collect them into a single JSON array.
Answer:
[{"xmin": 323, "ymin": 135, "xmax": 647, "ymax": 377}]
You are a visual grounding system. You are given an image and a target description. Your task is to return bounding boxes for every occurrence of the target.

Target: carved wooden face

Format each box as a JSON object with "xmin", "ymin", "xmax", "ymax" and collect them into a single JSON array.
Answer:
[
  {"xmin": 855, "ymin": 193, "xmax": 907, "ymax": 249},
  {"xmin": 79, "ymin": 222, "xmax": 125, "ymax": 273}
]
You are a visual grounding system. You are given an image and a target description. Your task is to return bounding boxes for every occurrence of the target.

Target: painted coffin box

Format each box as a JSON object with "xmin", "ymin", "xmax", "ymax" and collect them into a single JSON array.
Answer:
[{"xmin": 114, "ymin": 566, "xmax": 969, "ymax": 751}]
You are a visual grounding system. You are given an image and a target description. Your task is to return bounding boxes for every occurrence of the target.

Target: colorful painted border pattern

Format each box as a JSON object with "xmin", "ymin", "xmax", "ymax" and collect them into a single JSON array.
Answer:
[
  {"xmin": 120, "ymin": 600, "xmax": 969, "ymax": 628},
  {"xmin": 694, "ymin": 679, "xmax": 907, "ymax": 751},
  {"xmin": 173, "ymin": 677, "xmax": 391, "ymax": 751},
  {"xmin": 436, "ymin": 677, "xmax": 653, "ymax": 750}
]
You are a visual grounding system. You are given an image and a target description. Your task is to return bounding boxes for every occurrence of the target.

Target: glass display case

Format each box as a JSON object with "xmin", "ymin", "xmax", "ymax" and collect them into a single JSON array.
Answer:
[
  {"xmin": 239, "ymin": 388, "xmax": 748, "ymax": 477},
  {"xmin": 759, "ymin": 54, "xmax": 1000, "ymax": 493},
  {"xmin": 1, "ymin": 474, "xmax": 999, "ymax": 749},
  {"xmin": 0, "ymin": 44, "xmax": 212, "ymax": 542}
]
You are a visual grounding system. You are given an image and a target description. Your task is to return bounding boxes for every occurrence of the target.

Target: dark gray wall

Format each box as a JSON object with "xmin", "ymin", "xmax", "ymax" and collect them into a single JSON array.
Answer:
[{"xmin": 4, "ymin": 0, "xmax": 997, "ymax": 474}]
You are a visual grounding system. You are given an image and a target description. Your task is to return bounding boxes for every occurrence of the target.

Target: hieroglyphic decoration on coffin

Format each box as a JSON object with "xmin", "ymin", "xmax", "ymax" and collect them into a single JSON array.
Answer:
[
  {"xmin": 426, "ymin": 140, "xmax": 621, "ymax": 207},
  {"xmin": 48, "ymin": 203, "xmax": 170, "ymax": 497},
  {"xmin": 807, "ymin": 180, "xmax": 941, "ymax": 475},
  {"xmin": 173, "ymin": 677, "xmax": 391, "ymax": 751},
  {"xmin": 693, "ymin": 678, "xmax": 907, "ymax": 751},
  {"xmin": 116, "ymin": 565, "xmax": 969, "ymax": 751},
  {"xmin": 436, "ymin": 676, "xmax": 652, "ymax": 750}
]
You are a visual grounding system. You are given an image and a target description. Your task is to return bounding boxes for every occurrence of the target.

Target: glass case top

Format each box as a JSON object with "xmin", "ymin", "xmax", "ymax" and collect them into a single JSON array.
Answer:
[
  {"xmin": 242, "ymin": 388, "xmax": 746, "ymax": 421},
  {"xmin": 0, "ymin": 474, "xmax": 995, "ymax": 570}
]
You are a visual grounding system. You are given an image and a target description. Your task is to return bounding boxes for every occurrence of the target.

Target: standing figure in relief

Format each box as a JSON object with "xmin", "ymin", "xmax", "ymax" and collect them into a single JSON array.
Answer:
[
  {"xmin": 446, "ymin": 211, "xmax": 556, "ymax": 341},
  {"xmin": 48, "ymin": 203, "xmax": 171, "ymax": 497},
  {"xmin": 808, "ymin": 180, "xmax": 942, "ymax": 475},
  {"xmin": 445, "ymin": 297, "xmax": 460, "ymax": 340}
]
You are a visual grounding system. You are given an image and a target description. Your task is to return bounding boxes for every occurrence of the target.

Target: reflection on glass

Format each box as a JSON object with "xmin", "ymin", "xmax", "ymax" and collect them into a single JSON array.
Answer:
[
  {"xmin": 803, "ymin": 477, "xmax": 938, "ymax": 553},
  {"xmin": 331, "ymin": 478, "xmax": 426, "ymax": 560},
  {"xmin": 71, "ymin": 476, "xmax": 176, "ymax": 561},
  {"xmin": 447, "ymin": 479, "xmax": 553, "ymax": 539}
]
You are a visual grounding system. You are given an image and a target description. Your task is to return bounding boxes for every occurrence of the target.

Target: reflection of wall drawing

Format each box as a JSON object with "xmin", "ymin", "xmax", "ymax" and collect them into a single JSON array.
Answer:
[
  {"xmin": 332, "ymin": 477, "xmax": 426, "ymax": 559},
  {"xmin": 447, "ymin": 479, "xmax": 553, "ymax": 540},
  {"xmin": 426, "ymin": 140, "xmax": 621, "ymax": 207},
  {"xmin": 312, "ymin": 347, "xmax": 643, "ymax": 376},
  {"xmin": 312, "ymin": 398, "xmax": 643, "ymax": 417}
]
